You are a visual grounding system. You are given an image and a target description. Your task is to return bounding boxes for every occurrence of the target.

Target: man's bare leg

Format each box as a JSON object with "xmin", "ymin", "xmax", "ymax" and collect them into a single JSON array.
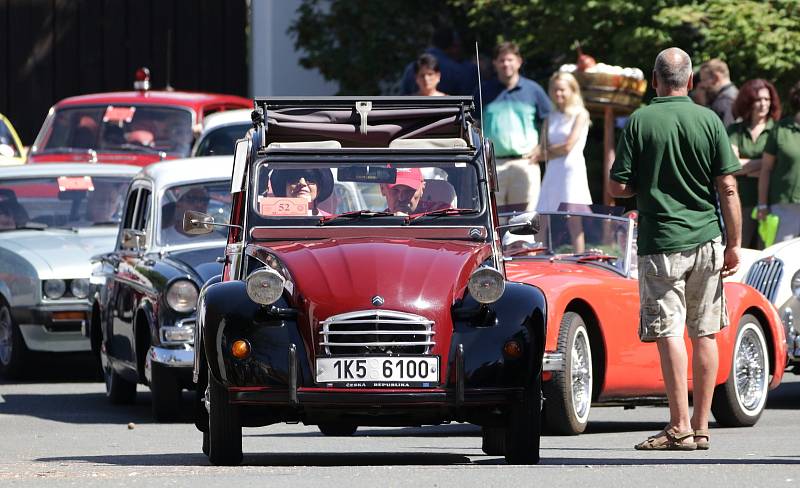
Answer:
[
  {"xmin": 656, "ymin": 336, "xmax": 692, "ymax": 433},
  {"xmin": 690, "ymin": 334, "xmax": 718, "ymax": 432}
]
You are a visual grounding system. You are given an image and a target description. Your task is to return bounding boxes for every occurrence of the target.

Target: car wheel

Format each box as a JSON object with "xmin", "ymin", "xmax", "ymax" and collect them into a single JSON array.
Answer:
[
  {"xmin": 711, "ymin": 314, "xmax": 769, "ymax": 427},
  {"xmin": 202, "ymin": 431, "xmax": 210, "ymax": 456},
  {"xmin": 0, "ymin": 302, "xmax": 27, "ymax": 379},
  {"xmin": 103, "ymin": 361, "xmax": 137, "ymax": 405},
  {"xmin": 317, "ymin": 423, "xmax": 358, "ymax": 436},
  {"xmin": 207, "ymin": 371, "xmax": 242, "ymax": 466},
  {"xmin": 150, "ymin": 363, "xmax": 182, "ymax": 422},
  {"xmin": 543, "ymin": 312, "xmax": 592, "ymax": 435},
  {"xmin": 481, "ymin": 426, "xmax": 505, "ymax": 456},
  {"xmin": 504, "ymin": 371, "xmax": 542, "ymax": 464}
]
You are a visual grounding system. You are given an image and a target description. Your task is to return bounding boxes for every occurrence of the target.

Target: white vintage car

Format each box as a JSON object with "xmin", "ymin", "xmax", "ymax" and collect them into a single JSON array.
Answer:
[
  {"xmin": 743, "ymin": 239, "xmax": 800, "ymax": 372},
  {"xmin": 0, "ymin": 163, "xmax": 139, "ymax": 378}
]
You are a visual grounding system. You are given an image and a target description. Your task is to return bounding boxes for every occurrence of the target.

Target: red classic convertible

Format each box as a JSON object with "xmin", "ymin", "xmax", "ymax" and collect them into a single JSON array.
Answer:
[{"xmin": 502, "ymin": 210, "xmax": 787, "ymax": 435}]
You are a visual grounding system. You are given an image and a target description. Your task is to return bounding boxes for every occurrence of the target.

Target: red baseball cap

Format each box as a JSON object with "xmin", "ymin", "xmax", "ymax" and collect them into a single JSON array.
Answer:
[{"xmin": 387, "ymin": 168, "xmax": 423, "ymax": 191}]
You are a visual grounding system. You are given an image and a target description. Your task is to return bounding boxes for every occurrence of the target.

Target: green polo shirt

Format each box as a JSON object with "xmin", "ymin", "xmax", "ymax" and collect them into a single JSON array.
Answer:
[
  {"xmin": 764, "ymin": 117, "xmax": 800, "ymax": 205},
  {"xmin": 610, "ymin": 96, "xmax": 740, "ymax": 255},
  {"xmin": 727, "ymin": 119, "xmax": 774, "ymax": 207}
]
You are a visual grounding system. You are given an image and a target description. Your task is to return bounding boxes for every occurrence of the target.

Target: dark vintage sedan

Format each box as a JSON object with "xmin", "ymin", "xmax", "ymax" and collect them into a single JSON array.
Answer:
[{"xmin": 90, "ymin": 156, "xmax": 233, "ymax": 420}]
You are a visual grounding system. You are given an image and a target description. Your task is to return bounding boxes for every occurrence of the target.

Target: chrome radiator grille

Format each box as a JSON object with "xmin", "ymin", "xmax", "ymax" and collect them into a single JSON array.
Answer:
[
  {"xmin": 744, "ymin": 257, "xmax": 784, "ymax": 303},
  {"xmin": 319, "ymin": 310, "xmax": 435, "ymax": 355}
]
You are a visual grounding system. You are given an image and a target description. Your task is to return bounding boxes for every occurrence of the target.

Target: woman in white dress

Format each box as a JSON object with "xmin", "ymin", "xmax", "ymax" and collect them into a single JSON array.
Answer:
[
  {"xmin": 537, "ymin": 71, "xmax": 592, "ymax": 213},
  {"xmin": 537, "ymin": 72, "xmax": 592, "ymax": 252}
]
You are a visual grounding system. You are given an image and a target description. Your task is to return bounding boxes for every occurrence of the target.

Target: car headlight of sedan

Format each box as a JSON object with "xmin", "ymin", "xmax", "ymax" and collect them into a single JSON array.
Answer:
[
  {"xmin": 70, "ymin": 278, "xmax": 91, "ymax": 299},
  {"xmin": 246, "ymin": 267, "xmax": 285, "ymax": 305},
  {"xmin": 43, "ymin": 279, "xmax": 66, "ymax": 299},
  {"xmin": 166, "ymin": 280, "xmax": 199, "ymax": 313},
  {"xmin": 468, "ymin": 267, "xmax": 505, "ymax": 304},
  {"xmin": 792, "ymin": 270, "xmax": 800, "ymax": 296}
]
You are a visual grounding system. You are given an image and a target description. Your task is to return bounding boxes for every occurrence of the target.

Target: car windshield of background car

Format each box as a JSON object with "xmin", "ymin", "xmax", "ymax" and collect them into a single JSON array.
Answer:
[
  {"xmin": 160, "ymin": 181, "xmax": 231, "ymax": 246},
  {"xmin": 0, "ymin": 120, "xmax": 21, "ymax": 157},
  {"xmin": 194, "ymin": 123, "xmax": 251, "ymax": 157},
  {"xmin": 254, "ymin": 161, "xmax": 479, "ymax": 220},
  {"xmin": 41, "ymin": 106, "xmax": 194, "ymax": 157},
  {"xmin": 0, "ymin": 176, "xmax": 131, "ymax": 230},
  {"xmin": 501, "ymin": 213, "xmax": 632, "ymax": 272}
]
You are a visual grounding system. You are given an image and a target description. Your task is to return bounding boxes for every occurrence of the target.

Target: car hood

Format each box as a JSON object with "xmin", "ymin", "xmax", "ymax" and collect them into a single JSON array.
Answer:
[
  {"xmin": 267, "ymin": 237, "xmax": 492, "ymax": 353},
  {"xmin": 0, "ymin": 227, "xmax": 118, "ymax": 278},
  {"xmin": 162, "ymin": 246, "xmax": 224, "ymax": 285}
]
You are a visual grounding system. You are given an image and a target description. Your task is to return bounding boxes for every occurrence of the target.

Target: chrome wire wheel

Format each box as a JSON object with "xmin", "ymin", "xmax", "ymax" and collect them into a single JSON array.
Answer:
[
  {"xmin": 733, "ymin": 322, "xmax": 768, "ymax": 414},
  {"xmin": 0, "ymin": 306, "xmax": 12, "ymax": 366},
  {"xmin": 570, "ymin": 326, "xmax": 592, "ymax": 423}
]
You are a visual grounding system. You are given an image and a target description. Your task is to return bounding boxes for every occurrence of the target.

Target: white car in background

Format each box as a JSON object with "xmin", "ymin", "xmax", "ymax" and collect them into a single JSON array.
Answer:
[
  {"xmin": 191, "ymin": 109, "xmax": 251, "ymax": 157},
  {"xmin": 743, "ymin": 238, "xmax": 800, "ymax": 373}
]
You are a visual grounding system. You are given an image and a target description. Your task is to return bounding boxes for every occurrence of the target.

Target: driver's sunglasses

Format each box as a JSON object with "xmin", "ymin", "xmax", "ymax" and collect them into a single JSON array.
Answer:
[
  {"xmin": 287, "ymin": 171, "xmax": 320, "ymax": 185},
  {"xmin": 182, "ymin": 195, "xmax": 209, "ymax": 204}
]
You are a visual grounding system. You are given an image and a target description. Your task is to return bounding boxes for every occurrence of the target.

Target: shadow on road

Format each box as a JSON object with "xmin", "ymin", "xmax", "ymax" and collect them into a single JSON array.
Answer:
[
  {"xmin": 766, "ymin": 377, "xmax": 800, "ymax": 409},
  {"xmin": 0, "ymin": 352, "xmax": 101, "ymax": 384}
]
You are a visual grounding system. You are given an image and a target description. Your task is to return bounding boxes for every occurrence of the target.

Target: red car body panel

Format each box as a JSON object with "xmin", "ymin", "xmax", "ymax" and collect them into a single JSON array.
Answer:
[
  {"xmin": 263, "ymin": 238, "xmax": 493, "ymax": 386},
  {"xmin": 506, "ymin": 260, "xmax": 786, "ymax": 400}
]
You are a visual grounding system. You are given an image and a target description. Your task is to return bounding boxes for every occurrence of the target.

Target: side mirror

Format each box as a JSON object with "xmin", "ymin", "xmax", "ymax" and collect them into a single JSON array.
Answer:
[
  {"xmin": 183, "ymin": 210, "xmax": 215, "ymax": 235},
  {"xmin": 121, "ymin": 229, "xmax": 146, "ymax": 250},
  {"xmin": 497, "ymin": 211, "xmax": 540, "ymax": 235}
]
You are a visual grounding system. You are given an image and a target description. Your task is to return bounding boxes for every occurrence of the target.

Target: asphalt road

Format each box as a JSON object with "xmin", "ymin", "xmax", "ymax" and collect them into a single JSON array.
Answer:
[{"xmin": 1, "ymin": 353, "xmax": 799, "ymax": 488}]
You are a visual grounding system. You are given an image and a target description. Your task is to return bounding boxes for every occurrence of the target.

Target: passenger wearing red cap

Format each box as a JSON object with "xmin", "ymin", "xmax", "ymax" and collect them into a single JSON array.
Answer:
[{"xmin": 380, "ymin": 167, "xmax": 426, "ymax": 215}]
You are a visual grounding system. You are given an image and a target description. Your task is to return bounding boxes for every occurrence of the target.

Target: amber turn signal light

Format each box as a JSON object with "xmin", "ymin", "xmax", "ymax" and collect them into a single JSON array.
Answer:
[
  {"xmin": 503, "ymin": 340, "xmax": 523, "ymax": 359},
  {"xmin": 231, "ymin": 340, "xmax": 251, "ymax": 359}
]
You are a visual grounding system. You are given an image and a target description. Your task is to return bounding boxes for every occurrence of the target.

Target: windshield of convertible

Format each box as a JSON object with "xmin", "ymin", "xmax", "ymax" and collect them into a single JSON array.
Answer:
[
  {"xmin": 501, "ymin": 212, "xmax": 635, "ymax": 275},
  {"xmin": 254, "ymin": 161, "xmax": 481, "ymax": 222},
  {"xmin": 0, "ymin": 176, "xmax": 130, "ymax": 231},
  {"xmin": 160, "ymin": 181, "xmax": 231, "ymax": 246}
]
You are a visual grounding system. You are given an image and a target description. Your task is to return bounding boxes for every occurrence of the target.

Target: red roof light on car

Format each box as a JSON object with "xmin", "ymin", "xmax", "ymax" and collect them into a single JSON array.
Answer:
[{"xmin": 134, "ymin": 67, "xmax": 151, "ymax": 91}]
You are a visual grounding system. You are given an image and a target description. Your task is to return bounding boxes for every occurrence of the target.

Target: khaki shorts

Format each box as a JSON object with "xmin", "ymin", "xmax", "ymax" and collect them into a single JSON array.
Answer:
[
  {"xmin": 496, "ymin": 156, "xmax": 540, "ymax": 213},
  {"xmin": 637, "ymin": 238, "xmax": 728, "ymax": 342}
]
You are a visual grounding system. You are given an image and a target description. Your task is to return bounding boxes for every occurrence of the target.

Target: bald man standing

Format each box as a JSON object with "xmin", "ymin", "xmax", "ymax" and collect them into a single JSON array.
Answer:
[{"xmin": 609, "ymin": 47, "xmax": 742, "ymax": 451}]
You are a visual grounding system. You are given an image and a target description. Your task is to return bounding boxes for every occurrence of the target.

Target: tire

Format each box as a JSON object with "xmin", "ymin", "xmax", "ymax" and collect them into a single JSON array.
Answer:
[
  {"xmin": 150, "ymin": 363, "xmax": 183, "ymax": 422},
  {"xmin": 207, "ymin": 371, "xmax": 242, "ymax": 466},
  {"xmin": 504, "ymin": 372, "xmax": 542, "ymax": 465},
  {"xmin": 318, "ymin": 423, "xmax": 358, "ymax": 436},
  {"xmin": 104, "ymin": 361, "xmax": 137, "ymax": 405},
  {"xmin": 711, "ymin": 314, "xmax": 769, "ymax": 427},
  {"xmin": 202, "ymin": 431, "xmax": 210, "ymax": 456},
  {"xmin": 542, "ymin": 312, "xmax": 593, "ymax": 435},
  {"xmin": 481, "ymin": 426, "xmax": 505, "ymax": 456},
  {"xmin": 0, "ymin": 302, "xmax": 27, "ymax": 379}
]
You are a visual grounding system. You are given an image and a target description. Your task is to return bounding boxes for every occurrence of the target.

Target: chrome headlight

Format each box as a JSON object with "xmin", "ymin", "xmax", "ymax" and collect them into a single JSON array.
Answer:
[
  {"xmin": 246, "ymin": 267, "xmax": 285, "ymax": 305},
  {"xmin": 792, "ymin": 270, "xmax": 800, "ymax": 296},
  {"xmin": 166, "ymin": 280, "xmax": 199, "ymax": 313},
  {"xmin": 70, "ymin": 279, "xmax": 91, "ymax": 299},
  {"xmin": 43, "ymin": 279, "xmax": 66, "ymax": 299},
  {"xmin": 468, "ymin": 267, "xmax": 505, "ymax": 304}
]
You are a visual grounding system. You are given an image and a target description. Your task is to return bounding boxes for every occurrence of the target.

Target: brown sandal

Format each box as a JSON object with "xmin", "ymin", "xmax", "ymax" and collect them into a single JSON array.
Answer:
[
  {"xmin": 693, "ymin": 429, "xmax": 710, "ymax": 450},
  {"xmin": 634, "ymin": 426, "xmax": 697, "ymax": 451}
]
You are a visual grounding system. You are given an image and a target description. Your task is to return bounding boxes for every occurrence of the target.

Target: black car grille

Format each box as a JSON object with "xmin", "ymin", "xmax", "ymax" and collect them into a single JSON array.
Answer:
[
  {"xmin": 744, "ymin": 257, "xmax": 784, "ymax": 303},
  {"xmin": 319, "ymin": 310, "xmax": 434, "ymax": 355}
]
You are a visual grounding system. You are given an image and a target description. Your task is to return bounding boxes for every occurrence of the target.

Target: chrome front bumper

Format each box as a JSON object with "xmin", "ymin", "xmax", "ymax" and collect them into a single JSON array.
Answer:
[
  {"xmin": 780, "ymin": 299, "xmax": 800, "ymax": 363},
  {"xmin": 543, "ymin": 352, "xmax": 565, "ymax": 371},
  {"xmin": 144, "ymin": 345, "xmax": 194, "ymax": 383}
]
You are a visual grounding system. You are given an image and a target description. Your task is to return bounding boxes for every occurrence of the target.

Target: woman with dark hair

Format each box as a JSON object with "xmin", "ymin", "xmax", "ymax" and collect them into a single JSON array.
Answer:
[
  {"xmin": 269, "ymin": 168, "xmax": 334, "ymax": 216},
  {"xmin": 758, "ymin": 81, "xmax": 800, "ymax": 241},
  {"xmin": 728, "ymin": 78, "xmax": 781, "ymax": 248},
  {"xmin": 414, "ymin": 53, "xmax": 446, "ymax": 97}
]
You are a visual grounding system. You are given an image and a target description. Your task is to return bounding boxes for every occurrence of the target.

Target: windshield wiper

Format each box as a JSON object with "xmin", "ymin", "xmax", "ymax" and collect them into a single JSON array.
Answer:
[
  {"xmin": 318, "ymin": 210, "xmax": 396, "ymax": 225},
  {"xmin": 405, "ymin": 207, "xmax": 478, "ymax": 224}
]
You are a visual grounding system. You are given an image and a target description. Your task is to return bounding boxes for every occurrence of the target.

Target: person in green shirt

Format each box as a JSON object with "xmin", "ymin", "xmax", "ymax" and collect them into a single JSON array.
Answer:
[
  {"xmin": 758, "ymin": 81, "xmax": 800, "ymax": 242},
  {"xmin": 728, "ymin": 78, "xmax": 782, "ymax": 249},
  {"xmin": 609, "ymin": 47, "xmax": 741, "ymax": 452}
]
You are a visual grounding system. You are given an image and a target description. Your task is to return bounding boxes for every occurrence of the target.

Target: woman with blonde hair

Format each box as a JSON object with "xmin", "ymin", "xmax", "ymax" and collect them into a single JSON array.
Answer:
[{"xmin": 536, "ymin": 71, "xmax": 592, "ymax": 214}]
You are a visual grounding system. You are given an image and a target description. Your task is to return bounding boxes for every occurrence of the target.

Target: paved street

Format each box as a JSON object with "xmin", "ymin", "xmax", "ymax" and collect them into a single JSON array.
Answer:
[{"xmin": 1, "ymin": 354, "xmax": 799, "ymax": 488}]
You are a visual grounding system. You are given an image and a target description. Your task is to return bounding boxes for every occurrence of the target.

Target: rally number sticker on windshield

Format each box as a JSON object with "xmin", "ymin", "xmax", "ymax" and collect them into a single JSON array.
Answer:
[
  {"xmin": 259, "ymin": 196, "xmax": 308, "ymax": 216},
  {"xmin": 57, "ymin": 176, "xmax": 94, "ymax": 192},
  {"xmin": 316, "ymin": 356, "xmax": 439, "ymax": 388}
]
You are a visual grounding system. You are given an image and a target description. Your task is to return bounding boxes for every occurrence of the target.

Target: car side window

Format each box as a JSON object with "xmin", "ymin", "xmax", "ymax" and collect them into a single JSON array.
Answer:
[
  {"xmin": 121, "ymin": 189, "xmax": 139, "ymax": 230},
  {"xmin": 134, "ymin": 189, "xmax": 151, "ymax": 231}
]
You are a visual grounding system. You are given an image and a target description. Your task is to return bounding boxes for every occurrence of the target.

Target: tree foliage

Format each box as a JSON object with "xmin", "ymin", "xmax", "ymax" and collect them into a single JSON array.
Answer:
[{"xmin": 290, "ymin": 0, "xmax": 800, "ymax": 95}]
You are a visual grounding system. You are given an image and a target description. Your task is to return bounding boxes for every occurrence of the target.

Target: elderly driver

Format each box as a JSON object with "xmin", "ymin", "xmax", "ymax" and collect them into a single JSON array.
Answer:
[{"xmin": 380, "ymin": 168, "xmax": 427, "ymax": 215}]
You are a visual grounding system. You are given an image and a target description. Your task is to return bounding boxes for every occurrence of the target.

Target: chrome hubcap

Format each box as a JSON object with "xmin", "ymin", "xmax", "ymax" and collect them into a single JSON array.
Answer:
[
  {"xmin": 734, "ymin": 325, "xmax": 767, "ymax": 412},
  {"xmin": 0, "ymin": 307, "xmax": 13, "ymax": 366},
  {"xmin": 571, "ymin": 327, "xmax": 592, "ymax": 421}
]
